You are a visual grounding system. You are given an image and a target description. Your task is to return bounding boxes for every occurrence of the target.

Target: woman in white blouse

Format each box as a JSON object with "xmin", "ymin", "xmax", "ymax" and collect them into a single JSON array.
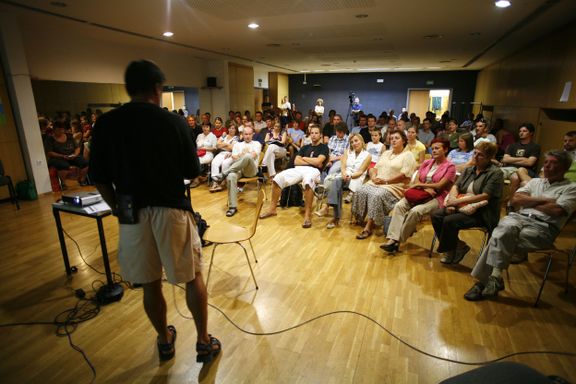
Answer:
[
  {"xmin": 324, "ymin": 133, "xmax": 372, "ymax": 228},
  {"xmin": 196, "ymin": 124, "xmax": 218, "ymax": 165},
  {"xmin": 210, "ymin": 125, "xmax": 239, "ymax": 192}
]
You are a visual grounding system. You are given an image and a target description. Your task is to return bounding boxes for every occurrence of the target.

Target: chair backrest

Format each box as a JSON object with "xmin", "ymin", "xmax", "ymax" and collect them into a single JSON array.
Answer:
[
  {"xmin": 248, "ymin": 188, "xmax": 266, "ymax": 237},
  {"xmin": 0, "ymin": 159, "xmax": 5, "ymax": 176}
]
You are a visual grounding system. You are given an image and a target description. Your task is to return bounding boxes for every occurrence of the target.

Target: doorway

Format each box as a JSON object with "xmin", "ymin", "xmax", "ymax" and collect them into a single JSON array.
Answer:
[{"xmin": 407, "ymin": 89, "xmax": 452, "ymax": 119}]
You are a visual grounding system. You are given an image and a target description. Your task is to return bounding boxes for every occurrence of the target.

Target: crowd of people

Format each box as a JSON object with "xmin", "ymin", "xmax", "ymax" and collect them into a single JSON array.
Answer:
[
  {"xmin": 182, "ymin": 105, "xmax": 576, "ymax": 303},
  {"xmin": 39, "ymin": 98, "xmax": 576, "ymax": 304}
]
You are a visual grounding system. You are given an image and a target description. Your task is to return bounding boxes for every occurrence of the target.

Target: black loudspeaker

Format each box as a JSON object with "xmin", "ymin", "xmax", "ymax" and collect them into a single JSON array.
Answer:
[{"xmin": 207, "ymin": 77, "xmax": 217, "ymax": 88}]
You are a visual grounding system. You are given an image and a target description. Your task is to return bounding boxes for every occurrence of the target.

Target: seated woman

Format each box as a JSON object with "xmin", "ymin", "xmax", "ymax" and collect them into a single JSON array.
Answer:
[
  {"xmin": 44, "ymin": 120, "xmax": 89, "ymax": 186},
  {"xmin": 324, "ymin": 133, "xmax": 371, "ymax": 229},
  {"xmin": 447, "ymin": 133, "xmax": 475, "ymax": 173},
  {"xmin": 262, "ymin": 122, "xmax": 288, "ymax": 179},
  {"xmin": 431, "ymin": 141, "xmax": 504, "ymax": 264},
  {"xmin": 211, "ymin": 117, "xmax": 227, "ymax": 138},
  {"xmin": 209, "ymin": 125, "xmax": 239, "ymax": 192},
  {"xmin": 381, "ymin": 138, "xmax": 456, "ymax": 252},
  {"xmin": 405, "ymin": 126, "xmax": 426, "ymax": 166},
  {"xmin": 196, "ymin": 123, "xmax": 218, "ymax": 166},
  {"xmin": 353, "ymin": 130, "xmax": 416, "ymax": 239}
]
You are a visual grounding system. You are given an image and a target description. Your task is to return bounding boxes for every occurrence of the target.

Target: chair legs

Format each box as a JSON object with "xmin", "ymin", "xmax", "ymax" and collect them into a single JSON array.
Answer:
[
  {"xmin": 566, "ymin": 247, "xmax": 575, "ymax": 294},
  {"xmin": 534, "ymin": 254, "xmax": 554, "ymax": 307},
  {"xmin": 429, "ymin": 229, "xmax": 489, "ymax": 261},
  {"xmin": 6, "ymin": 175, "xmax": 20, "ymax": 210},
  {"xmin": 205, "ymin": 241, "xmax": 259, "ymax": 291}
]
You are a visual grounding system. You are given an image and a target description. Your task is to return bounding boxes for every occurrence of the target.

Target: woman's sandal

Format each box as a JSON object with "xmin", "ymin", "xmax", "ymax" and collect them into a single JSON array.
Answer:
[
  {"xmin": 157, "ymin": 325, "xmax": 177, "ymax": 361},
  {"xmin": 356, "ymin": 230, "xmax": 372, "ymax": 240},
  {"xmin": 196, "ymin": 335, "xmax": 222, "ymax": 363}
]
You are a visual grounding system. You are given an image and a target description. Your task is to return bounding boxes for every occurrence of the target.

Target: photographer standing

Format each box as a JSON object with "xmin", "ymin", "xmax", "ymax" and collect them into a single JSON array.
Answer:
[{"xmin": 90, "ymin": 60, "xmax": 221, "ymax": 363}]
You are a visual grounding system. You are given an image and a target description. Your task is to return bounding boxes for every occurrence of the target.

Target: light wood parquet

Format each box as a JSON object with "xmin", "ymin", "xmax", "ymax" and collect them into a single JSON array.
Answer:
[{"xmin": 0, "ymin": 181, "xmax": 575, "ymax": 383}]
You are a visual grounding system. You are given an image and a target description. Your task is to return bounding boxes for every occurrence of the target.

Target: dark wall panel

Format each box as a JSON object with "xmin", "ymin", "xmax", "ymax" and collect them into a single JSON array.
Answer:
[{"xmin": 289, "ymin": 71, "xmax": 478, "ymax": 123}]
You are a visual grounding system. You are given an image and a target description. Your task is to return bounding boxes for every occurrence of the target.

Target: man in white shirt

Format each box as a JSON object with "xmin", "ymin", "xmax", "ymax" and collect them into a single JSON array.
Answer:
[
  {"xmin": 473, "ymin": 119, "xmax": 497, "ymax": 146},
  {"xmin": 253, "ymin": 111, "xmax": 267, "ymax": 132},
  {"xmin": 216, "ymin": 126, "xmax": 262, "ymax": 217}
]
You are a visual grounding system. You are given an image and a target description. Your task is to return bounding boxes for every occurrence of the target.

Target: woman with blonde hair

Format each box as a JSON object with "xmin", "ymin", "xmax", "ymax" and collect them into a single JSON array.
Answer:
[{"xmin": 324, "ymin": 133, "xmax": 372, "ymax": 228}]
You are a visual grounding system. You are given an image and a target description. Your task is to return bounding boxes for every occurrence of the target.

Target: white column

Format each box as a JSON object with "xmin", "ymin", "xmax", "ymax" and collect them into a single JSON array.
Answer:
[{"xmin": 0, "ymin": 13, "xmax": 51, "ymax": 194}]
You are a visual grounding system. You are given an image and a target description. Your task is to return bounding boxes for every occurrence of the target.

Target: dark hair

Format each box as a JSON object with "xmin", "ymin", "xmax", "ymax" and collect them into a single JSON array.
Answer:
[
  {"xmin": 566, "ymin": 130, "xmax": 576, "ymax": 137},
  {"xmin": 546, "ymin": 150, "xmax": 573, "ymax": 171},
  {"xmin": 390, "ymin": 130, "xmax": 408, "ymax": 148},
  {"xmin": 519, "ymin": 122, "xmax": 535, "ymax": 134},
  {"xmin": 459, "ymin": 133, "xmax": 474, "ymax": 152},
  {"xmin": 124, "ymin": 60, "xmax": 165, "ymax": 97},
  {"xmin": 335, "ymin": 122, "xmax": 348, "ymax": 133},
  {"xmin": 448, "ymin": 118, "xmax": 458, "ymax": 125},
  {"xmin": 214, "ymin": 117, "xmax": 223, "ymax": 124},
  {"xmin": 430, "ymin": 138, "xmax": 450, "ymax": 152}
]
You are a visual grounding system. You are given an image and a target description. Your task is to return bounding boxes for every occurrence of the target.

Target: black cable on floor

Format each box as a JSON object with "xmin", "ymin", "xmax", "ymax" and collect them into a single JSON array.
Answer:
[
  {"xmin": 173, "ymin": 284, "xmax": 576, "ymax": 366},
  {"xmin": 0, "ymin": 297, "xmax": 100, "ymax": 383}
]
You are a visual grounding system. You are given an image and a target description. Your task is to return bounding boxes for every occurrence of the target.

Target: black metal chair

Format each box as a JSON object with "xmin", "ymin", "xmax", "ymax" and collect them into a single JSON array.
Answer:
[{"xmin": 0, "ymin": 159, "xmax": 20, "ymax": 209}]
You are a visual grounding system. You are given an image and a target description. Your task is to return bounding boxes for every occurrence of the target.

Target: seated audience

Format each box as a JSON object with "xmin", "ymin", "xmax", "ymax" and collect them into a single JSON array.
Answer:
[
  {"xmin": 381, "ymin": 138, "xmax": 456, "ymax": 252},
  {"xmin": 262, "ymin": 122, "xmax": 288, "ymax": 179},
  {"xmin": 187, "ymin": 115, "xmax": 202, "ymax": 139},
  {"xmin": 196, "ymin": 123, "xmax": 218, "ymax": 165},
  {"xmin": 214, "ymin": 127, "xmax": 262, "ymax": 217},
  {"xmin": 254, "ymin": 117, "xmax": 273, "ymax": 145},
  {"xmin": 209, "ymin": 125, "xmax": 239, "ymax": 192},
  {"xmin": 464, "ymin": 150, "xmax": 576, "ymax": 301},
  {"xmin": 259, "ymin": 126, "xmax": 329, "ymax": 228},
  {"xmin": 211, "ymin": 117, "xmax": 227, "ymax": 138},
  {"xmin": 324, "ymin": 133, "xmax": 371, "ymax": 228},
  {"xmin": 366, "ymin": 129, "xmax": 385, "ymax": 168},
  {"xmin": 323, "ymin": 113, "xmax": 342, "ymax": 143},
  {"xmin": 405, "ymin": 126, "xmax": 426, "ymax": 166},
  {"xmin": 44, "ymin": 120, "xmax": 89, "ymax": 186},
  {"xmin": 353, "ymin": 130, "xmax": 416, "ymax": 239},
  {"xmin": 418, "ymin": 118, "xmax": 435, "ymax": 148},
  {"xmin": 473, "ymin": 119, "xmax": 497, "ymax": 146},
  {"xmin": 431, "ymin": 142, "xmax": 503, "ymax": 264},
  {"xmin": 326, "ymin": 123, "xmax": 349, "ymax": 175},
  {"xmin": 447, "ymin": 133, "xmax": 475, "ymax": 173},
  {"xmin": 496, "ymin": 123, "xmax": 540, "ymax": 196},
  {"xmin": 563, "ymin": 131, "xmax": 576, "ymax": 182}
]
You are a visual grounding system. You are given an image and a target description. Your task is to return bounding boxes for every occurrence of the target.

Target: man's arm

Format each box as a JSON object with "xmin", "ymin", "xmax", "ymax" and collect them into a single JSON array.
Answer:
[
  {"xmin": 511, "ymin": 192, "xmax": 567, "ymax": 217},
  {"xmin": 294, "ymin": 155, "xmax": 326, "ymax": 168},
  {"xmin": 502, "ymin": 154, "xmax": 538, "ymax": 167}
]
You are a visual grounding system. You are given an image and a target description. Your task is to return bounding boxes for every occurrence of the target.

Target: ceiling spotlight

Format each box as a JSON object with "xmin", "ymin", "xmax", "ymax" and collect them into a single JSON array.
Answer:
[
  {"xmin": 355, "ymin": 14, "xmax": 368, "ymax": 18},
  {"xmin": 248, "ymin": 23, "xmax": 259, "ymax": 29},
  {"xmin": 163, "ymin": 31, "xmax": 174, "ymax": 37},
  {"xmin": 495, "ymin": 0, "xmax": 511, "ymax": 8}
]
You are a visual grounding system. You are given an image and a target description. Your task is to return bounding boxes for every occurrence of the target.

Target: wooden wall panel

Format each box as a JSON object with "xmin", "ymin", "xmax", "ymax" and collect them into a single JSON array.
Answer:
[{"xmin": 228, "ymin": 63, "xmax": 254, "ymax": 116}]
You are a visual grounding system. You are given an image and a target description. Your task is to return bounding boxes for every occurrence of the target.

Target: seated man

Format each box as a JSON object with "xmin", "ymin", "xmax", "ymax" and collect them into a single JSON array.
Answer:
[
  {"xmin": 464, "ymin": 150, "xmax": 576, "ymax": 301},
  {"xmin": 326, "ymin": 122, "xmax": 349, "ymax": 175},
  {"xmin": 216, "ymin": 126, "xmax": 261, "ymax": 217},
  {"xmin": 497, "ymin": 123, "xmax": 540, "ymax": 195},
  {"xmin": 259, "ymin": 125, "xmax": 329, "ymax": 228}
]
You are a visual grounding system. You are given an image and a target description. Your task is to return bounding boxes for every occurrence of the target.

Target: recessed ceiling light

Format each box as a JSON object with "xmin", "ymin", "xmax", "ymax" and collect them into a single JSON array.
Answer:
[
  {"xmin": 50, "ymin": 1, "xmax": 67, "ymax": 7},
  {"xmin": 163, "ymin": 32, "xmax": 174, "ymax": 37},
  {"xmin": 495, "ymin": 0, "xmax": 511, "ymax": 8},
  {"xmin": 469, "ymin": 32, "xmax": 482, "ymax": 36},
  {"xmin": 423, "ymin": 34, "xmax": 443, "ymax": 39},
  {"xmin": 248, "ymin": 23, "xmax": 259, "ymax": 29},
  {"xmin": 266, "ymin": 43, "xmax": 281, "ymax": 47},
  {"xmin": 355, "ymin": 14, "xmax": 369, "ymax": 18}
]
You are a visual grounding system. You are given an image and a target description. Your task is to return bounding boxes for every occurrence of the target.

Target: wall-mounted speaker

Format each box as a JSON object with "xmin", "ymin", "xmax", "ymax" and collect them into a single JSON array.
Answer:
[{"xmin": 207, "ymin": 77, "xmax": 217, "ymax": 88}]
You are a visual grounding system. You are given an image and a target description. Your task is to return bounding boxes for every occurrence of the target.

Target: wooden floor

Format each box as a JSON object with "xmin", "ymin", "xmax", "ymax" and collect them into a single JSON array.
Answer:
[{"xmin": 1, "ymin": 181, "xmax": 575, "ymax": 384}]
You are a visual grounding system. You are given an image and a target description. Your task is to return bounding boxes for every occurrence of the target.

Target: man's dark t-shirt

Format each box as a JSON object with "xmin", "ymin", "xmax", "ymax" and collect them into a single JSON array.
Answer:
[
  {"xmin": 505, "ymin": 141, "xmax": 541, "ymax": 174},
  {"xmin": 322, "ymin": 123, "xmax": 334, "ymax": 139},
  {"xmin": 90, "ymin": 102, "xmax": 200, "ymax": 211},
  {"xmin": 297, "ymin": 143, "xmax": 330, "ymax": 170}
]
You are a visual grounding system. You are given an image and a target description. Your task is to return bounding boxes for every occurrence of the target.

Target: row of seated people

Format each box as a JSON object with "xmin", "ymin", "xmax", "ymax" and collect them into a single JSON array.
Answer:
[
  {"xmin": 252, "ymin": 126, "xmax": 576, "ymax": 302},
  {"xmin": 42, "ymin": 119, "xmax": 90, "ymax": 189}
]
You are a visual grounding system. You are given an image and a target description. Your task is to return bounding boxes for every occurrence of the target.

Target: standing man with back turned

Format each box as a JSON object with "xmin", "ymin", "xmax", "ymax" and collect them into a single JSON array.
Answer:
[{"xmin": 90, "ymin": 60, "xmax": 221, "ymax": 363}]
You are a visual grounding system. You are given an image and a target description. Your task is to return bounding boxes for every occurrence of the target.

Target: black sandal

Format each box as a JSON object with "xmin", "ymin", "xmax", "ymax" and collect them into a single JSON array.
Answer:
[
  {"xmin": 226, "ymin": 207, "xmax": 237, "ymax": 217},
  {"xmin": 157, "ymin": 325, "xmax": 177, "ymax": 361},
  {"xmin": 196, "ymin": 335, "xmax": 222, "ymax": 363}
]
